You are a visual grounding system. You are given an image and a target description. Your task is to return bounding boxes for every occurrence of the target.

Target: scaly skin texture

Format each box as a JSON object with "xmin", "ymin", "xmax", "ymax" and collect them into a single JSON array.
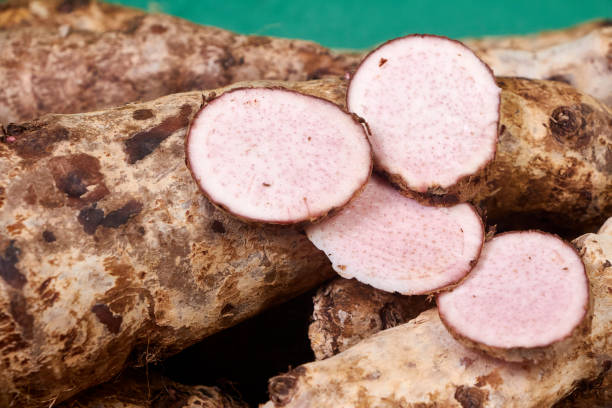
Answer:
[
  {"xmin": 464, "ymin": 21, "xmax": 612, "ymax": 105},
  {"xmin": 0, "ymin": 79, "xmax": 351, "ymax": 407},
  {"xmin": 0, "ymin": 0, "xmax": 144, "ymax": 32},
  {"xmin": 308, "ymin": 278, "xmax": 432, "ymax": 360},
  {"xmin": 0, "ymin": 7, "xmax": 359, "ymax": 124},
  {"xmin": 265, "ymin": 221, "xmax": 611, "ymax": 408},
  {"xmin": 57, "ymin": 368, "xmax": 247, "ymax": 408},
  {"xmin": 476, "ymin": 77, "xmax": 611, "ymax": 236}
]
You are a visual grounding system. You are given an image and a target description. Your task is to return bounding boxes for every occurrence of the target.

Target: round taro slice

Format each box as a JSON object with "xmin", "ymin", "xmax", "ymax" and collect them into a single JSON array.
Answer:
[
  {"xmin": 347, "ymin": 35, "xmax": 500, "ymax": 203},
  {"xmin": 437, "ymin": 231, "xmax": 589, "ymax": 362},
  {"xmin": 305, "ymin": 175, "xmax": 484, "ymax": 295},
  {"xmin": 186, "ymin": 87, "xmax": 373, "ymax": 224}
]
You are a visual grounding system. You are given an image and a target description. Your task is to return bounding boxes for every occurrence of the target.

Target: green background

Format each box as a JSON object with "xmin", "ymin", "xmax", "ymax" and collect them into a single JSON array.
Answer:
[{"xmin": 110, "ymin": 0, "xmax": 611, "ymax": 49}]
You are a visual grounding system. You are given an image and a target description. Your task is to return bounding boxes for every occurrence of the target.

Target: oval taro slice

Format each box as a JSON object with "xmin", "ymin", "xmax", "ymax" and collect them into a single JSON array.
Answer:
[
  {"xmin": 305, "ymin": 175, "xmax": 484, "ymax": 295},
  {"xmin": 347, "ymin": 35, "xmax": 500, "ymax": 202},
  {"xmin": 437, "ymin": 231, "xmax": 589, "ymax": 362},
  {"xmin": 186, "ymin": 87, "xmax": 373, "ymax": 224}
]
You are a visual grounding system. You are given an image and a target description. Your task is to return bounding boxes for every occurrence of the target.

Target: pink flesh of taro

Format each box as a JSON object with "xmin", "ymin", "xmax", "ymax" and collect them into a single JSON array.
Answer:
[
  {"xmin": 186, "ymin": 88, "xmax": 372, "ymax": 224},
  {"xmin": 306, "ymin": 176, "xmax": 484, "ymax": 295},
  {"xmin": 347, "ymin": 35, "xmax": 500, "ymax": 193},
  {"xmin": 437, "ymin": 231, "xmax": 589, "ymax": 349}
]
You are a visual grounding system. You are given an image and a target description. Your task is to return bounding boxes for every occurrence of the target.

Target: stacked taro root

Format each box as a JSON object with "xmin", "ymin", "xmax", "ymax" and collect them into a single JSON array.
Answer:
[{"xmin": 0, "ymin": 1, "xmax": 610, "ymax": 407}]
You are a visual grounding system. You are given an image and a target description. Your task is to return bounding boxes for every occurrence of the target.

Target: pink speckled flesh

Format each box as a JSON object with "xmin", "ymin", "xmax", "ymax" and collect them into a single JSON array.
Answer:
[
  {"xmin": 437, "ymin": 232, "xmax": 589, "ymax": 349},
  {"xmin": 187, "ymin": 88, "xmax": 372, "ymax": 223},
  {"xmin": 347, "ymin": 35, "xmax": 500, "ymax": 193},
  {"xmin": 305, "ymin": 176, "xmax": 484, "ymax": 294}
]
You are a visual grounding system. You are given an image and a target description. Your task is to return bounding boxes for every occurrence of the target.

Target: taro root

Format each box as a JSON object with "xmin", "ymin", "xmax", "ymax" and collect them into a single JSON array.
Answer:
[
  {"xmin": 346, "ymin": 35, "xmax": 500, "ymax": 204},
  {"xmin": 308, "ymin": 278, "xmax": 433, "ymax": 360},
  {"xmin": 464, "ymin": 21, "xmax": 612, "ymax": 105},
  {"xmin": 0, "ymin": 11, "xmax": 359, "ymax": 124},
  {"xmin": 0, "ymin": 79, "xmax": 351, "ymax": 407},
  {"xmin": 186, "ymin": 88, "xmax": 372, "ymax": 224},
  {"xmin": 475, "ymin": 77, "xmax": 611, "ymax": 236},
  {"xmin": 438, "ymin": 231, "xmax": 589, "ymax": 363},
  {"xmin": 306, "ymin": 176, "xmax": 484, "ymax": 294},
  {"xmin": 264, "ymin": 219, "xmax": 612, "ymax": 408}
]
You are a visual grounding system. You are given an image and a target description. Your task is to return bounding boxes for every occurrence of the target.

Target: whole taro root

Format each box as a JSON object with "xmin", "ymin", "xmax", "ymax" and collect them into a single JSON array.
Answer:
[
  {"xmin": 0, "ymin": 79, "xmax": 349, "ymax": 407},
  {"xmin": 0, "ymin": 5, "xmax": 359, "ymax": 124}
]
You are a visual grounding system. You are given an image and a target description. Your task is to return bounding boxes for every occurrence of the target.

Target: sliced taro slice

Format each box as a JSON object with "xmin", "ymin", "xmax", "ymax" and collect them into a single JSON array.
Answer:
[
  {"xmin": 306, "ymin": 175, "xmax": 484, "ymax": 295},
  {"xmin": 437, "ymin": 231, "xmax": 589, "ymax": 362},
  {"xmin": 186, "ymin": 87, "xmax": 373, "ymax": 224},
  {"xmin": 347, "ymin": 35, "xmax": 500, "ymax": 204}
]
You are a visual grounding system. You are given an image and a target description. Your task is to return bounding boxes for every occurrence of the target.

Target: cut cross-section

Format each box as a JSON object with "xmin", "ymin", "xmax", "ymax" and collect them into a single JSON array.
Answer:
[
  {"xmin": 186, "ymin": 87, "xmax": 372, "ymax": 224},
  {"xmin": 347, "ymin": 35, "xmax": 500, "ymax": 204},
  {"xmin": 305, "ymin": 176, "xmax": 484, "ymax": 295},
  {"xmin": 437, "ymin": 231, "xmax": 589, "ymax": 362}
]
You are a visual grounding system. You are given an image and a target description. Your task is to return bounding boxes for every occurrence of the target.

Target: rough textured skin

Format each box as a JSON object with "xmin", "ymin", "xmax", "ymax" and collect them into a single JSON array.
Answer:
[
  {"xmin": 476, "ymin": 77, "xmax": 611, "ymax": 236},
  {"xmin": 265, "ymin": 222, "xmax": 611, "ymax": 407},
  {"xmin": 58, "ymin": 369, "xmax": 247, "ymax": 408},
  {"xmin": 0, "ymin": 79, "xmax": 352, "ymax": 407},
  {"xmin": 0, "ymin": 8, "xmax": 359, "ymax": 124},
  {"xmin": 0, "ymin": 0, "xmax": 144, "ymax": 32},
  {"xmin": 308, "ymin": 278, "xmax": 432, "ymax": 360},
  {"xmin": 464, "ymin": 21, "xmax": 612, "ymax": 105}
]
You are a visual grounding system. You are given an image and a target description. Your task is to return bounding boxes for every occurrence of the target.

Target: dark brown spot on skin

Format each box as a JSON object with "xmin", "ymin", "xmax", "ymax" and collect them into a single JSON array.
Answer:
[
  {"xmin": 549, "ymin": 105, "xmax": 593, "ymax": 149},
  {"xmin": 9, "ymin": 295, "xmax": 34, "ymax": 340},
  {"xmin": 262, "ymin": 182, "xmax": 271, "ymax": 187},
  {"xmin": 59, "ymin": 328, "xmax": 78, "ymax": 354},
  {"xmin": 5, "ymin": 124, "xmax": 27, "ymax": 136},
  {"xmin": 220, "ymin": 303, "xmax": 236, "ymax": 316},
  {"xmin": 546, "ymin": 74, "xmax": 572, "ymax": 85},
  {"xmin": 56, "ymin": 171, "xmax": 88, "ymax": 197},
  {"xmin": 23, "ymin": 185, "xmax": 37, "ymax": 205},
  {"xmin": 150, "ymin": 24, "xmax": 168, "ymax": 34},
  {"xmin": 132, "ymin": 109, "xmax": 155, "ymax": 120},
  {"xmin": 49, "ymin": 153, "xmax": 108, "ymax": 204},
  {"xmin": 9, "ymin": 125, "xmax": 69, "ymax": 159},
  {"xmin": 475, "ymin": 370, "xmax": 503, "ymax": 389},
  {"xmin": 211, "ymin": 220, "xmax": 226, "ymax": 234},
  {"xmin": 454, "ymin": 385, "xmax": 487, "ymax": 408},
  {"xmin": 221, "ymin": 54, "xmax": 236, "ymax": 69},
  {"xmin": 78, "ymin": 205, "xmax": 105, "ymax": 235},
  {"xmin": 92, "ymin": 304, "xmax": 122, "ymax": 334},
  {"xmin": 246, "ymin": 36, "xmax": 272, "ymax": 47},
  {"xmin": 379, "ymin": 58, "xmax": 388, "ymax": 67},
  {"xmin": 101, "ymin": 200, "xmax": 143, "ymax": 228},
  {"xmin": 42, "ymin": 230, "xmax": 56, "ymax": 242},
  {"xmin": 56, "ymin": 0, "xmax": 91, "ymax": 13},
  {"xmin": 269, "ymin": 367, "xmax": 305, "ymax": 406},
  {"xmin": 0, "ymin": 241, "xmax": 26, "ymax": 289},
  {"xmin": 125, "ymin": 104, "xmax": 193, "ymax": 164}
]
